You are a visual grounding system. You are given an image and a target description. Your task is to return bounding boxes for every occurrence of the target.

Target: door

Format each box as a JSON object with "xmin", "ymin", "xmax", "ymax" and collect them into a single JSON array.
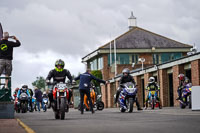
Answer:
[
  {"xmin": 168, "ymin": 74, "xmax": 174, "ymax": 107},
  {"xmin": 141, "ymin": 79, "xmax": 145, "ymax": 107}
]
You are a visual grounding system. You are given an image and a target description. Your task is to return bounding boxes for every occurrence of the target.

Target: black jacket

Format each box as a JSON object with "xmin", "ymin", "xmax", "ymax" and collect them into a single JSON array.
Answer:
[
  {"xmin": 35, "ymin": 89, "xmax": 43, "ymax": 102},
  {"xmin": 119, "ymin": 75, "xmax": 136, "ymax": 85},
  {"xmin": 0, "ymin": 39, "xmax": 21, "ymax": 60},
  {"xmin": 74, "ymin": 72, "xmax": 105, "ymax": 90},
  {"xmin": 46, "ymin": 69, "xmax": 72, "ymax": 83}
]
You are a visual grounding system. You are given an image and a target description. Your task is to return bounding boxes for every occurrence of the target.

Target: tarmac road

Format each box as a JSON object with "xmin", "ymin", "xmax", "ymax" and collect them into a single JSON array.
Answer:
[{"xmin": 15, "ymin": 107, "xmax": 200, "ymax": 133}]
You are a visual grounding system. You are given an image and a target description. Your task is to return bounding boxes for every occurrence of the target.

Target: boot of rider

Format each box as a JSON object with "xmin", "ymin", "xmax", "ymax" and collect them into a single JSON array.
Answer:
[
  {"xmin": 115, "ymin": 90, "xmax": 121, "ymax": 104},
  {"xmin": 136, "ymin": 98, "xmax": 142, "ymax": 110},
  {"xmin": 48, "ymin": 91, "xmax": 54, "ymax": 109},
  {"xmin": 145, "ymin": 102, "xmax": 148, "ymax": 110},
  {"xmin": 176, "ymin": 89, "xmax": 182, "ymax": 100},
  {"xmin": 68, "ymin": 90, "xmax": 73, "ymax": 105},
  {"xmin": 159, "ymin": 101, "xmax": 162, "ymax": 109}
]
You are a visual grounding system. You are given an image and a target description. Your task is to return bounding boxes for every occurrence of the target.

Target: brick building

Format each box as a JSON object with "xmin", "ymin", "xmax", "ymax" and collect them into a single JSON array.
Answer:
[
  {"xmin": 82, "ymin": 14, "xmax": 193, "ymax": 108},
  {"xmin": 102, "ymin": 52, "xmax": 200, "ymax": 108},
  {"xmin": 82, "ymin": 26, "xmax": 192, "ymax": 80}
]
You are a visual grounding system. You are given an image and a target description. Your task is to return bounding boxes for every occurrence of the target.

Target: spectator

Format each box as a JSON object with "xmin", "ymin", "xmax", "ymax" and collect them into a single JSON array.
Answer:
[
  {"xmin": 0, "ymin": 32, "xmax": 21, "ymax": 89},
  {"xmin": 34, "ymin": 87, "xmax": 43, "ymax": 112}
]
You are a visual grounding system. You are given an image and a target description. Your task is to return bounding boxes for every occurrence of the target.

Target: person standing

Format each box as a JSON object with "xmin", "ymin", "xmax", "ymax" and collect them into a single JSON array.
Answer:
[
  {"xmin": 34, "ymin": 87, "xmax": 43, "ymax": 112},
  {"xmin": 0, "ymin": 32, "xmax": 21, "ymax": 89},
  {"xmin": 74, "ymin": 69, "xmax": 106, "ymax": 114}
]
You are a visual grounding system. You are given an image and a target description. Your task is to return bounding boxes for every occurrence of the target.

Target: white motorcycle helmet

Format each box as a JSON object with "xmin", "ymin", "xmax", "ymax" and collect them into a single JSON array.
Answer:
[
  {"xmin": 149, "ymin": 77, "xmax": 155, "ymax": 84},
  {"xmin": 21, "ymin": 84, "xmax": 28, "ymax": 91}
]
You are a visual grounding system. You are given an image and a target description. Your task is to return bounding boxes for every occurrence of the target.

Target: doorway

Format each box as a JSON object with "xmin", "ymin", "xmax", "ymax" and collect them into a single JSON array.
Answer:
[
  {"xmin": 185, "ymin": 69, "xmax": 191, "ymax": 81},
  {"xmin": 168, "ymin": 74, "xmax": 174, "ymax": 106},
  {"xmin": 141, "ymin": 79, "xmax": 145, "ymax": 107}
]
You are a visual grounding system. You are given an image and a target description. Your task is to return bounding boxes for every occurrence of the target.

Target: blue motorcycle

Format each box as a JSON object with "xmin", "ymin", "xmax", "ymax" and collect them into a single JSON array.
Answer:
[
  {"xmin": 147, "ymin": 90, "xmax": 161, "ymax": 109},
  {"xmin": 179, "ymin": 83, "xmax": 192, "ymax": 109},
  {"xmin": 42, "ymin": 97, "xmax": 49, "ymax": 112},
  {"xmin": 118, "ymin": 82, "xmax": 138, "ymax": 113}
]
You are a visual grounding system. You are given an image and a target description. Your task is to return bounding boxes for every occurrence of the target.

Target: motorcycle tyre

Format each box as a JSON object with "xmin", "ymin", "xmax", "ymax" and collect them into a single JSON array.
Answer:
[
  {"xmin": 97, "ymin": 101, "xmax": 104, "ymax": 111},
  {"xmin": 60, "ymin": 98, "xmax": 66, "ymax": 120},
  {"xmin": 127, "ymin": 98, "xmax": 134, "ymax": 113}
]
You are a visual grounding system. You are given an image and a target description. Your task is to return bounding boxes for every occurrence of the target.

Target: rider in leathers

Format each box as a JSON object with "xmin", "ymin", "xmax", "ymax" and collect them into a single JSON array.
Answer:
[
  {"xmin": 114, "ymin": 68, "xmax": 142, "ymax": 110},
  {"xmin": 46, "ymin": 59, "xmax": 73, "ymax": 109}
]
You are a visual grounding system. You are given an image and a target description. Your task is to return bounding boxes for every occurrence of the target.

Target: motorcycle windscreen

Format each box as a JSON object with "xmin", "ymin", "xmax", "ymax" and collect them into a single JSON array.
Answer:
[{"xmin": 0, "ymin": 23, "xmax": 3, "ymax": 39}]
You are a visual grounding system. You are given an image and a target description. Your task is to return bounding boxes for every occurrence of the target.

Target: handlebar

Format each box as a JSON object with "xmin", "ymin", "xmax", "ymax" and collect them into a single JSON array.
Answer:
[{"xmin": 46, "ymin": 81, "xmax": 76, "ymax": 86}]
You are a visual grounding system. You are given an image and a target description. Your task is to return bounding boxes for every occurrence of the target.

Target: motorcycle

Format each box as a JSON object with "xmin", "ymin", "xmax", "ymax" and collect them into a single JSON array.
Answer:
[
  {"xmin": 14, "ymin": 97, "xmax": 20, "ymax": 113},
  {"xmin": 19, "ymin": 92, "xmax": 29, "ymax": 113},
  {"xmin": 147, "ymin": 90, "xmax": 161, "ymax": 109},
  {"xmin": 96, "ymin": 94, "xmax": 104, "ymax": 111},
  {"xmin": 32, "ymin": 97, "xmax": 37, "ymax": 111},
  {"xmin": 49, "ymin": 82, "xmax": 70, "ymax": 120},
  {"xmin": 179, "ymin": 84, "xmax": 192, "ymax": 109},
  {"xmin": 118, "ymin": 82, "xmax": 137, "ymax": 113},
  {"xmin": 42, "ymin": 97, "xmax": 49, "ymax": 112}
]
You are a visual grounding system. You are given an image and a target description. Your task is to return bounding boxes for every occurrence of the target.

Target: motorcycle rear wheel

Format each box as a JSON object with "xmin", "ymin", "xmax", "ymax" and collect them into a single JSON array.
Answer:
[{"xmin": 97, "ymin": 101, "xmax": 104, "ymax": 111}]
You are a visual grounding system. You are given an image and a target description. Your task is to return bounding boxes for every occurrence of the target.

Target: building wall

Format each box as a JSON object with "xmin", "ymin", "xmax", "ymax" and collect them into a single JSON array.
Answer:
[
  {"xmin": 159, "ymin": 69, "xmax": 169, "ymax": 106},
  {"xmin": 172, "ymin": 65, "xmax": 184, "ymax": 106},
  {"xmin": 101, "ymin": 53, "xmax": 154, "ymax": 80},
  {"xmin": 101, "ymin": 58, "xmax": 200, "ymax": 108},
  {"xmin": 191, "ymin": 60, "xmax": 200, "ymax": 86},
  {"xmin": 139, "ymin": 53, "xmax": 153, "ymax": 64}
]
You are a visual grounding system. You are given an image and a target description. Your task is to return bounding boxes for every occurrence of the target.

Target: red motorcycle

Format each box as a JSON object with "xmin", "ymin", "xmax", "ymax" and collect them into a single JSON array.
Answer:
[{"xmin": 49, "ymin": 82, "xmax": 70, "ymax": 120}]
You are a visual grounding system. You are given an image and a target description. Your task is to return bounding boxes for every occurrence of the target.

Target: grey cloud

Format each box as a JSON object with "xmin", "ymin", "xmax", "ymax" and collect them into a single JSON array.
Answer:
[
  {"xmin": 1, "ymin": 0, "xmax": 199, "ymax": 56},
  {"xmin": 1, "ymin": 0, "xmax": 200, "ymax": 89}
]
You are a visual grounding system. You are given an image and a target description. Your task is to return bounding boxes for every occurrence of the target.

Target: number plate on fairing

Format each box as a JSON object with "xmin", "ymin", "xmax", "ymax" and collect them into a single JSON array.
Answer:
[
  {"xmin": 151, "ymin": 91, "xmax": 156, "ymax": 95},
  {"xmin": 56, "ymin": 83, "xmax": 67, "ymax": 90}
]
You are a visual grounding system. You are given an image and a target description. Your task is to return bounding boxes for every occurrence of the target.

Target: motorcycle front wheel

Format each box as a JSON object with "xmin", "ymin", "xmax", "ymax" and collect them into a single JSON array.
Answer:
[
  {"xmin": 127, "ymin": 98, "xmax": 134, "ymax": 113},
  {"xmin": 60, "ymin": 98, "xmax": 66, "ymax": 120}
]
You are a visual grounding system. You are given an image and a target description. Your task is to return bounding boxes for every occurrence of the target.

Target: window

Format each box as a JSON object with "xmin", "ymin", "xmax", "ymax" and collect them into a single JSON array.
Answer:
[
  {"xmin": 90, "ymin": 57, "xmax": 104, "ymax": 70},
  {"xmin": 161, "ymin": 53, "xmax": 182, "ymax": 63},
  {"xmin": 153, "ymin": 54, "xmax": 159, "ymax": 64},
  {"xmin": 118, "ymin": 54, "xmax": 129, "ymax": 64},
  {"xmin": 98, "ymin": 57, "xmax": 103, "ymax": 70},
  {"xmin": 132, "ymin": 54, "xmax": 138, "ymax": 64},
  {"xmin": 90, "ymin": 59, "xmax": 97, "ymax": 70},
  {"xmin": 108, "ymin": 53, "xmax": 115, "ymax": 66},
  {"xmin": 108, "ymin": 54, "xmax": 130, "ymax": 65}
]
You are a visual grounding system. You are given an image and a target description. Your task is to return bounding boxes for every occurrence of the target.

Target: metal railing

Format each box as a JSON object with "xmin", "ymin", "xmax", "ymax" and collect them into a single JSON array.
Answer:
[{"xmin": 0, "ymin": 77, "xmax": 12, "ymax": 102}]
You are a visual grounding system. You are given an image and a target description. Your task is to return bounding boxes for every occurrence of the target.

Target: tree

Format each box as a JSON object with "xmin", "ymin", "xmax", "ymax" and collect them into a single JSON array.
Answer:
[
  {"xmin": 32, "ymin": 76, "xmax": 46, "ymax": 91},
  {"xmin": 91, "ymin": 70, "xmax": 103, "ymax": 95}
]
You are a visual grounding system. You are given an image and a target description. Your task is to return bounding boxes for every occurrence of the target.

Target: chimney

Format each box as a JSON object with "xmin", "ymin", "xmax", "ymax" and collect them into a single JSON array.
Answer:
[{"xmin": 128, "ymin": 11, "xmax": 137, "ymax": 30}]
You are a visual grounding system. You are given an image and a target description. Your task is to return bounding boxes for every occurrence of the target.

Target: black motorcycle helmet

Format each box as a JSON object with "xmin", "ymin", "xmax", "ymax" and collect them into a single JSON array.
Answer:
[
  {"xmin": 122, "ymin": 68, "xmax": 130, "ymax": 77},
  {"xmin": 55, "ymin": 59, "xmax": 65, "ymax": 72},
  {"xmin": 184, "ymin": 77, "xmax": 190, "ymax": 84}
]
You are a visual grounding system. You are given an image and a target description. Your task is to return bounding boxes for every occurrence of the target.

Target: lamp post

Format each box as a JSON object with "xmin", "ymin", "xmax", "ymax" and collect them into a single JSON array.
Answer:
[{"xmin": 138, "ymin": 58, "xmax": 145, "ymax": 71}]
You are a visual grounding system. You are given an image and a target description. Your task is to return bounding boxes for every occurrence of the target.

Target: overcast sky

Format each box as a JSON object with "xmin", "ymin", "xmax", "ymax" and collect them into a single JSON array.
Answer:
[{"xmin": 0, "ymin": 0, "xmax": 200, "ymax": 90}]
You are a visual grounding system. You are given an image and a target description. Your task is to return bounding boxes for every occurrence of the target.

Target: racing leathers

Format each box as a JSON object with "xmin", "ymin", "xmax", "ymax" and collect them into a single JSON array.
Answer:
[
  {"xmin": 115, "ymin": 75, "xmax": 142, "ymax": 110},
  {"xmin": 145, "ymin": 82, "xmax": 160, "ymax": 108},
  {"xmin": 46, "ymin": 69, "xmax": 73, "ymax": 105}
]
